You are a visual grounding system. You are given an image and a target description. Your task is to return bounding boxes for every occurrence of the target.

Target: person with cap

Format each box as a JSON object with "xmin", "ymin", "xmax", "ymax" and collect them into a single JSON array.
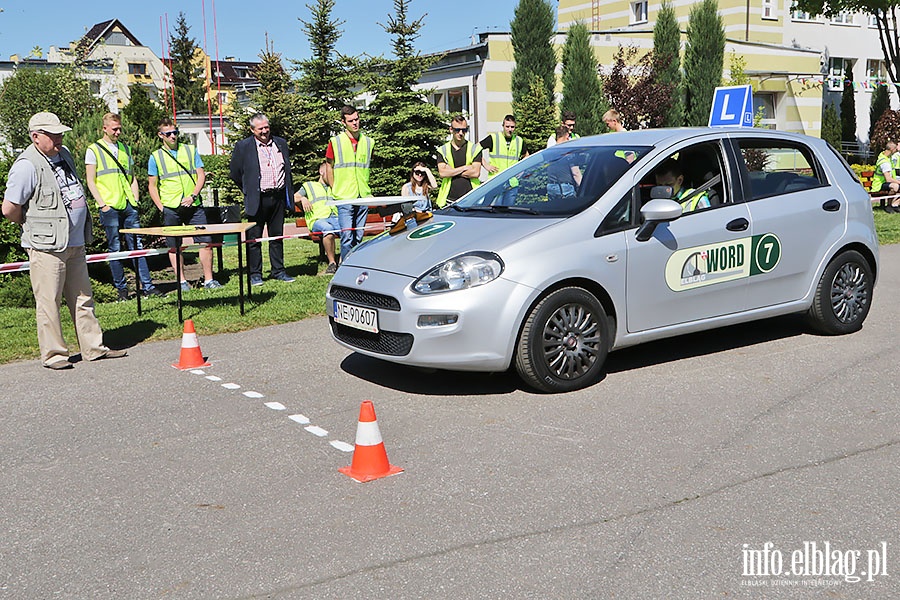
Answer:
[
  {"xmin": 1, "ymin": 112, "xmax": 128, "ymax": 369},
  {"xmin": 85, "ymin": 112, "xmax": 164, "ymax": 301}
]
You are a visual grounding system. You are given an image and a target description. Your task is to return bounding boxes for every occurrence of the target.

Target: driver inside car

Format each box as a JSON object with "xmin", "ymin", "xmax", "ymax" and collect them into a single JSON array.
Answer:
[{"xmin": 653, "ymin": 157, "xmax": 710, "ymax": 213}]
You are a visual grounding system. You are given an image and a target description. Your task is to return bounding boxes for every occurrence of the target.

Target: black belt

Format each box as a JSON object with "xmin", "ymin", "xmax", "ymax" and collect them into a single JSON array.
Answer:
[{"xmin": 260, "ymin": 187, "xmax": 285, "ymax": 195}]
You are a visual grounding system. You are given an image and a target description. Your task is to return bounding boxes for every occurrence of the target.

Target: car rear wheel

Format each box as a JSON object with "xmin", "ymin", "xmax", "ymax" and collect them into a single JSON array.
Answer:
[
  {"xmin": 515, "ymin": 287, "xmax": 610, "ymax": 393},
  {"xmin": 806, "ymin": 250, "xmax": 873, "ymax": 335}
]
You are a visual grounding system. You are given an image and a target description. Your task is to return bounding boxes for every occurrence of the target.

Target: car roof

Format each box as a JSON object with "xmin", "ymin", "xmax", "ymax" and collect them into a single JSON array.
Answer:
[{"xmin": 565, "ymin": 127, "xmax": 822, "ymax": 149}]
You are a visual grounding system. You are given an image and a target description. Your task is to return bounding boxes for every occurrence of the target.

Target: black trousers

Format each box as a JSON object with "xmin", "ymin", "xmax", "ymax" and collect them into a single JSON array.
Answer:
[{"xmin": 246, "ymin": 191, "xmax": 286, "ymax": 278}]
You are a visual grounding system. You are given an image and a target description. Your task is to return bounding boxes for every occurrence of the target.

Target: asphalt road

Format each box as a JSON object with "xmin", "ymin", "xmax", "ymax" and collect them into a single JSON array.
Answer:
[{"xmin": 1, "ymin": 245, "xmax": 898, "ymax": 599}]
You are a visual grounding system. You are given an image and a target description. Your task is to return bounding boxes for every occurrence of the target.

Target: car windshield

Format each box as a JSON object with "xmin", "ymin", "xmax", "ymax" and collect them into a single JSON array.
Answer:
[{"xmin": 445, "ymin": 144, "xmax": 649, "ymax": 217}]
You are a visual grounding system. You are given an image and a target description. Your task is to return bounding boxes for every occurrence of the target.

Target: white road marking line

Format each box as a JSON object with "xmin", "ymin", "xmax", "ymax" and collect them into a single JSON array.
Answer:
[
  {"xmin": 222, "ymin": 383, "xmax": 241, "ymax": 390},
  {"xmin": 305, "ymin": 425, "xmax": 328, "ymax": 437},
  {"xmin": 330, "ymin": 440, "xmax": 354, "ymax": 452},
  {"xmin": 190, "ymin": 369, "xmax": 206, "ymax": 375},
  {"xmin": 243, "ymin": 391, "xmax": 264, "ymax": 398},
  {"xmin": 288, "ymin": 414, "xmax": 311, "ymax": 424},
  {"xmin": 264, "ymin": 402, "xmax": 286, "ymax": 410},
  {"xmin": 205, "ymin": 375, "xmax": 222, "ymax": 381}
]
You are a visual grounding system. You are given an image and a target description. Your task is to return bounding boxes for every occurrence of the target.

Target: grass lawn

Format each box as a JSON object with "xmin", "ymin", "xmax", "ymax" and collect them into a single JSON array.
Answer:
[
  {"xmin": 1, "ymin": 212, "xmax": 898, "ymax": 366},
  {"xmin": 0, "ymin": 237, "xmax": 333, "ymax": 364}
]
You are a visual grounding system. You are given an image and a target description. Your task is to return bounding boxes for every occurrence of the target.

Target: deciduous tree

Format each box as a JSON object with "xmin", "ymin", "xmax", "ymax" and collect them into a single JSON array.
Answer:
[
  {"xmin": 0, "ymin": 66, "xmax": 103, "ymax": 150},
  {"xmin": 600, "ymin": 46, "xmax": 674, "ymax": 130}
]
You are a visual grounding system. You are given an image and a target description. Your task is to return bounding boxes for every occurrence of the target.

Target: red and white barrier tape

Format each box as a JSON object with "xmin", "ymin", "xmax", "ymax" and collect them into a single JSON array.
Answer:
[{"xmin": 0, "ymin": 223, "xmax": 388, "ymax": 274}]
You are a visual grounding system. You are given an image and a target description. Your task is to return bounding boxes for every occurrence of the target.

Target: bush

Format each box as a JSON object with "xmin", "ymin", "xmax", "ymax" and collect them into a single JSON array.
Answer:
[
  {"xmin": 870, "ymin": 110, "xmax": 900, "ymax": 155},
  {"xmin": 202, "ymin": 154, "xmax": 242, "ymax": 205},
  {"xmin": 0, "ymin": 274, "xmax": 34, "ymax": 308}
]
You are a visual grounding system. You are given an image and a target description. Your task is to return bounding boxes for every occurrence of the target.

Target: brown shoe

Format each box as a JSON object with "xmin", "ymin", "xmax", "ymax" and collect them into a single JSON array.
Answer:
[
  {"xmin": 95, "ymin": 349, "xmax": 128, "ymax": 361},
  {"xmin": 44, "ymin": 360, "xmax": 73, "ymax": 370}
]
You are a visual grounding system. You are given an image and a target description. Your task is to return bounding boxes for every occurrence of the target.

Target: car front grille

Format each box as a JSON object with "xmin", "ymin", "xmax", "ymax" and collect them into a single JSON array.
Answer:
[
  {"xmin": 330, "ymin": 285, "xmax": 401, "ymax": 311},
  {"xmin": 330, "ymin": 319, "xmax": 414, "ymax": 356}
]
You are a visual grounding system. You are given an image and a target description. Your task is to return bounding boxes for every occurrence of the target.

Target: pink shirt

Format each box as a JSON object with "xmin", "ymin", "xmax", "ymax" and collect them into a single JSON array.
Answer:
[{"xmin": 256, "ymin": 138, "xmax": 285, "ymax": 191}]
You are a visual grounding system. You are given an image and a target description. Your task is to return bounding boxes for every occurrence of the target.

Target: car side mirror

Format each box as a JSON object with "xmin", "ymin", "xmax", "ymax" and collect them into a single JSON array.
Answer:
[{"xmin": 635, "ymin": 198, "xmax": 683, "ymax": 242}]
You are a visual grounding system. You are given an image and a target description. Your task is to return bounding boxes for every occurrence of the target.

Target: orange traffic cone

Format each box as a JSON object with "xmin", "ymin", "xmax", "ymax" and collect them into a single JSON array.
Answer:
[
  {"xmin": 172, "ymin": 319, "xmax": 211, "ymax": 369},
  {"xmin": 339, "ymin": 400, "xmax": 403, "ymax": 482}
]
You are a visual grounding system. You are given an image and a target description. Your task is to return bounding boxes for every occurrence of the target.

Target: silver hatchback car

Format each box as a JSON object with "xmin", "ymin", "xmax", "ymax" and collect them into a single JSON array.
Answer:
[{"xmin": 327, "ymin": 128, "xmax": 879, "ymax": 392}]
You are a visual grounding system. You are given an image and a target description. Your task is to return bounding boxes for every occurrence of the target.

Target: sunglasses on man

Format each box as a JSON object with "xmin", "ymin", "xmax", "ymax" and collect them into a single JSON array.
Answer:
[
  {"xmin": 160, "ymin": 129, "xmax": 179, "ymax": 137},
  {"xmin": 452, "ymin": 127, "xmax": 469, "ymax": 133}
]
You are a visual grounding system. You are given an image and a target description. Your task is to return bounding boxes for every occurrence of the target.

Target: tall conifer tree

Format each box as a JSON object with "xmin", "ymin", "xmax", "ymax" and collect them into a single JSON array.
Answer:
[
  {"xmin": 515, "ymin": 75, "xmax": 558, "ymax": 151},
  {"xmin": 682, "ymin": 0, "xmax": 725, "ymax": 126},
  {"xmin": 510, "ymin": 0, "xmax": 558, "ymax": 109},
  {"xmin": 840, "ymin": 65, "xmax": 857, "ymax": 146},
  {"xmin": 869, "ymin": 83, "xmax": 889, "ymax": 142},
  {"xmin": 169, "ymin": 13, "xmax": 209, "ymax": 115},
  {"xmin": 560, "ymin": 21, "xmax": 604, "ymax": 136},
  {"xmin": 653, "ymin": 1, "xmax": 683, "ymax": 128},
  {"xmin": 366, "ymin": 0, "xmax": 449, "ymax": 196}
]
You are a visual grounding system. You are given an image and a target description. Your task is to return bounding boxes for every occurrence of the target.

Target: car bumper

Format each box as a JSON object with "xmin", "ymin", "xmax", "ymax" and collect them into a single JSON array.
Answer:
[{"xmin": 326, "ymin": 266, "xmax": 534, "ymax": 371}]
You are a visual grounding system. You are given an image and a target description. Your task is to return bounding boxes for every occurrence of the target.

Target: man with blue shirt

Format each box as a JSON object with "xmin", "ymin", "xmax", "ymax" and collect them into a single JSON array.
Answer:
[{"xmin": 147, "ymin": 117, "xmax": 220, "ymax": 291}]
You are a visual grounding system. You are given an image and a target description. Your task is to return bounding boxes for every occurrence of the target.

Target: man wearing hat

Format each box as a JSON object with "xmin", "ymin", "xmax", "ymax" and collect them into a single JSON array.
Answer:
[{"xmin": 1, "ymin": 112, "xmax": 127, "ymax": 369}]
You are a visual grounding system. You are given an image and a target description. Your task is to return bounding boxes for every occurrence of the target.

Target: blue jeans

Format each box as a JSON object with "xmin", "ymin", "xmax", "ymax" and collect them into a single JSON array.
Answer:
[
  {"xmin": 99, "ymin": 203, "xmax": 154, "ymax": 291},
  {"xmin": 311, "ymin": 215, "xmax": 340, "ymax": 235},
  {"xmin": 338, "ymin": 203, "xmax": 368, "ymax": 250}
]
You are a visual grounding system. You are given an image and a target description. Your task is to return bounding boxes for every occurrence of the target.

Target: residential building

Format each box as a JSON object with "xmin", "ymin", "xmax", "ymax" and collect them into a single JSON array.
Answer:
[
  {"xmin": 559, "ymin": 0, "xmax": 897, "ymax": 146},
  {"xmin": 47, "ymin": 19, "xmax": 167, "ymax": 112}
]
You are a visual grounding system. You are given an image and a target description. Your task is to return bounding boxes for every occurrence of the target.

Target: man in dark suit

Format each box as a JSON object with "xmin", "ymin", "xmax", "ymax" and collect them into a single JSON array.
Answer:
[{"xmin": 229, "ymin": 113, "xmax": 295, "ymax": 285}]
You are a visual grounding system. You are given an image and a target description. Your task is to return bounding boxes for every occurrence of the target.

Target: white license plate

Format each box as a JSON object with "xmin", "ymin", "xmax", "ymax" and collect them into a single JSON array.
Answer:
[{"xmin": 334, "ymin": 301, "xmax": 379, "ymax": 333}]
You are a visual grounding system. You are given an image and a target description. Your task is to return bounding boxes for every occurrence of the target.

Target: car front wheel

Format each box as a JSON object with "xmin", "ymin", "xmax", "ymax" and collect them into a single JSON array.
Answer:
[
  {"xmin": 515, "ymin": 287, "xmax": 610, "ymax": 393},
  {"xmin": 806, "ymin": 249, "xmax": 873, "ymax": 335}
]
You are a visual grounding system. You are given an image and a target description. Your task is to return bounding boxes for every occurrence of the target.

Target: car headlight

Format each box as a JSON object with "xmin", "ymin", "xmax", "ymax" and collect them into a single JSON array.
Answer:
[{"xmin": 412, "ymin": 252, "xmax": 504, "ymax": 294}]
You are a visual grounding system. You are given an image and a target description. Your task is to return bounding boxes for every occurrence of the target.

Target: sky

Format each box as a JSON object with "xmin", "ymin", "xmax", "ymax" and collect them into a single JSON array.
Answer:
[{"xmin": 0, "ymin": 1, "xmax": 527, "ymax": 63}]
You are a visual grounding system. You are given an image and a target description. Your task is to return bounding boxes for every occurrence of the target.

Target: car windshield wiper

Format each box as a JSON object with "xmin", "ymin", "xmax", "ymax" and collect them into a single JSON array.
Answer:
[{"xmin": 451, "ymin": 204, "xmax": 539, "ymax": 214}]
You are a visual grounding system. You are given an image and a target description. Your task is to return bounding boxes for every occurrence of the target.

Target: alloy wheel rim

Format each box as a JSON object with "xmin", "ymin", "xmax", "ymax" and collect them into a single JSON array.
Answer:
[
  {"xmin": 830, "ymin": 262, "xmax": 869, "ymax": 324},
  {"xmin": 541, "ymin": 303, "xmax": 602, "ymax": 380}
]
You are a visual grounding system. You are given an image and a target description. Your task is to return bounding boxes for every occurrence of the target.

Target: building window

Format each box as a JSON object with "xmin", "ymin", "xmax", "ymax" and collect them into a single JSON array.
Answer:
[
  {"xmin": 869, "ymin": 13, "xmax": 880, "ymax": 28},
  {"xmin": 791, "ymin": 9, "xmax": 812, "ymax": 20},
  {"xmin": 630, "ymin": 0, "xmax": 648, "ymax": 24},
  {"xmin": 127, "ymin": 63, "xmax": 147, "ymax": 75},
  {"xmin": 762, "ymin": 0, "xmax": 776, "ymax": 20},
  {"xmin": 830, "ymin": 12, "xmax": 855, "ymax": 25},
  {"xmin": 217, "ymin": 92, "xmax": 228, "ymax": 105},
  {"xmin": 233, "ymin": 67, "xmax": 249, "ymax": 79},
  {"xmin": 753, "ymin": 92, "xmax": 777, "ymax": 129},
  {"xmin": 867, "ymin": 59, "xmax": 887, "ymax": 88},
  {"xmin": 828, "ymin": 57, "xmax": 852, "ymax": 90},
  {"xmin": 446, "ymin": 88, "xmax": 469, "ymax": 115}
]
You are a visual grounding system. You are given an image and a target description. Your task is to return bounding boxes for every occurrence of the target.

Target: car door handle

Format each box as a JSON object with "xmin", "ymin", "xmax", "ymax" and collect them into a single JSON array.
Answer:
[
  {"xmin": 822, "ymin": 199, "xmax": 841, "ymax": 212},
  {"xmin": 726, "ymin": 218, "xmax": 749, "ymax": 231}
]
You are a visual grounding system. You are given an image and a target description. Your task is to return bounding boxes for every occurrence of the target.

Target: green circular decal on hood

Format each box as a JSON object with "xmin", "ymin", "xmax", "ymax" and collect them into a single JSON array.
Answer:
[{"xmin": 408, "ymin": 221, "xmax": 454, "ymax": 240}]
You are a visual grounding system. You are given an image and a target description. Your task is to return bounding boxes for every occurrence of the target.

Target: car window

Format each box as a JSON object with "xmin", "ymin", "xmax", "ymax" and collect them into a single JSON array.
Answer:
[
  {"xmin": 450, "ymin": 145, "xmax": 649, "ymax": 217},
  {"xmin": 636, "ymin": 141, "xmax": 728, "ymax": 215},
  {"xmin": 735, "ymin": 139, "xmax": 827, "ymax": 200}
]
